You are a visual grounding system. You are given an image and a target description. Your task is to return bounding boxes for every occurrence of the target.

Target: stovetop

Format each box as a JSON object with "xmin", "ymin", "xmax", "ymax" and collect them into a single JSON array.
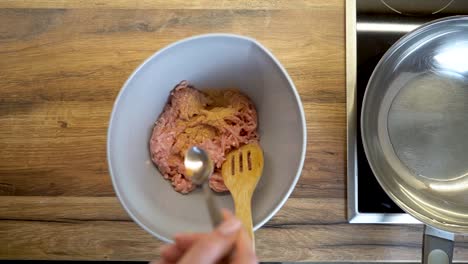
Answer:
[{"xmin": 346, "ymin": 0, "xmax": 468, "ymax": 223}]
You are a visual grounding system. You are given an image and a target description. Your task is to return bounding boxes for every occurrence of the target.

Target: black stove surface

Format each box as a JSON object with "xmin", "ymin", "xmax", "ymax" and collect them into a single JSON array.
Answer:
[
  {"xmin": 355, "ymin": 0, "xmax": 468, "ymax": 213},
  {"xmin": 356, "ymin": 27, "xmax": 404, "ymax": 213}
]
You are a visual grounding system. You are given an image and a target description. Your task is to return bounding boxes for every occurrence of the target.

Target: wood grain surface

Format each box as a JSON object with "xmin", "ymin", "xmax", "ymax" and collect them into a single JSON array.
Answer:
[{"xmin": 0, "ymin": 0, "xmax": 466, "ymax": 261}]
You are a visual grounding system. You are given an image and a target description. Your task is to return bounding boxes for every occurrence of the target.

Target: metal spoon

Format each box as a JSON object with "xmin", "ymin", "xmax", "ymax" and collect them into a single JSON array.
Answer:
[{"xmin": 185, "ymin": 146, "xmax": 223, "ymax": 227}]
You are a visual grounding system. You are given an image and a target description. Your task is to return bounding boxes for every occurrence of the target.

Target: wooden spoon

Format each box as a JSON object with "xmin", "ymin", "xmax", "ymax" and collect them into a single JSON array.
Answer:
[{"xmin": 221, "ymin": 143, "xmax": 264, "ymax": 245}]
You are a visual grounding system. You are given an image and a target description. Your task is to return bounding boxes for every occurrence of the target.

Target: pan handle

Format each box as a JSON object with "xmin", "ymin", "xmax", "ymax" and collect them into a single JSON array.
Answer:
[{"xmin": 423, "ymin": 226, "xmax": 455, "ymax": 264}]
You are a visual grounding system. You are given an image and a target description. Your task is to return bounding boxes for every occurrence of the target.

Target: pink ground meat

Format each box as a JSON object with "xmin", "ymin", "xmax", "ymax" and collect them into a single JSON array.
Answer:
[{"xmin": 149, "ymin": 81, "xmax": 259, "ymax": 194}]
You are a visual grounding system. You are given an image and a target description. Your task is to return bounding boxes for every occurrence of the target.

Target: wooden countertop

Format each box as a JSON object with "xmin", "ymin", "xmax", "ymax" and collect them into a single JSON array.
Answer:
[{"xmin": 0, "ymin": 0, "xmax": 467, "ymax": 261}]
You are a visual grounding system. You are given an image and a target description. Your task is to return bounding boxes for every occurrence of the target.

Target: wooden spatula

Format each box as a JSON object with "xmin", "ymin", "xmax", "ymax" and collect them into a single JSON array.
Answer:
[{"xmin": 221, "ymin": 142, "xmax": 264, "ymax": 244}]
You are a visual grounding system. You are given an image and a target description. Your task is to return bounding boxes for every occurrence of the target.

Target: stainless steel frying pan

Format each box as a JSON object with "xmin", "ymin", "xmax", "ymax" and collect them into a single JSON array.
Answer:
[{"xmin": 362, "ymin": 16, "xmax": 468, "ymax": 264}]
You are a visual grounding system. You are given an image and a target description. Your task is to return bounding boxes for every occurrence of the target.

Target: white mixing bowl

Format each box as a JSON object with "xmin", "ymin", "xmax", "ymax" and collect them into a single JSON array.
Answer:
[{"xmin": 107, "ymin": 34, "xmax": 306, "ymax": 242}]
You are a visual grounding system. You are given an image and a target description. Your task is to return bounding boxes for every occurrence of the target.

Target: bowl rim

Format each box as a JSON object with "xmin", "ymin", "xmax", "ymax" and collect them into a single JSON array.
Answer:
[{"xmin": 107, "ymin": 33, "xmax": 307, "ymax": 242}]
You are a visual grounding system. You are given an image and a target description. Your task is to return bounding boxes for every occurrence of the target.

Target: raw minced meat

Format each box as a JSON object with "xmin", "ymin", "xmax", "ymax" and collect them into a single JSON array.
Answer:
[{"xmin": 149, "ymin": 81, "xmax": 259, "ymax": 194}]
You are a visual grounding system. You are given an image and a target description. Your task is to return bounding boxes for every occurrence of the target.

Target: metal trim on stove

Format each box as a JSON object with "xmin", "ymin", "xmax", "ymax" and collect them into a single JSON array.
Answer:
[{"xmin": 345, "ymin": 0, "xmax": 420, "ymax": 224}]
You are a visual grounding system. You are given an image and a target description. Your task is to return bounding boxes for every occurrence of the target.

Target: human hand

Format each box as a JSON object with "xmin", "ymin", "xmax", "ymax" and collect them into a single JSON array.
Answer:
[{"xmin": 151, "ymin": 210, "xmax": 257, "ymax": 264}]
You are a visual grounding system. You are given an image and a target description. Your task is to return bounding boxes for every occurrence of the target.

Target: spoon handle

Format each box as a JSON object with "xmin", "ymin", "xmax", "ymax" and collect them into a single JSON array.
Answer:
[{"xmin": 203, "ymin": 182, "xmax": 223, "ymax": 227}]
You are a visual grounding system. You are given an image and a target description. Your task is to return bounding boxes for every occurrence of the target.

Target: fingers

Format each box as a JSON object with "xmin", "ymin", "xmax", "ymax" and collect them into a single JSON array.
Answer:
[
  {"xmin": 221, "ymin": 208, "xmax": 235, "ymax": 219},
  {"xmin": 174, "ymin": 233, "xmax": 205, "ymax": 251},
  {"xmin": 155, "ymin": 209, "xmax": 242, "ymax": 264},
  {"xmin": 160, "ymin": 210, "xmax": 235, "ymax": 263},
  {"xmin": 158, "ymin": 234, "xmax": 206, "ymax": 263},
  {"xmin": 173, "ymin": 209, "xmax": 233, "ymax": 251},
  {"xmin": 159, "ymin": 244, "xmax": 183, "ymax": 263},
  {"xmin": 149, "ymin": 260, "xmax": 172, "ymax": 264},
  {"xmin": 149, "ymin": 259, "xmax": 175, "ymax": 264},
  {"xmin": 177, "ymin": 214, "xmax": 242, "ymax": 264},
  {"xmin": 233, "ymin": 228, "xmax": 258, "ymax": 264}
]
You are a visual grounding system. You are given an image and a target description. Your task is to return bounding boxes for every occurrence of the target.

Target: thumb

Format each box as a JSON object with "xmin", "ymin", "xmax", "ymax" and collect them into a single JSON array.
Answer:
[{"xmin": 178, "ymin": 215, "xmax": 241, "ymax": 264}]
